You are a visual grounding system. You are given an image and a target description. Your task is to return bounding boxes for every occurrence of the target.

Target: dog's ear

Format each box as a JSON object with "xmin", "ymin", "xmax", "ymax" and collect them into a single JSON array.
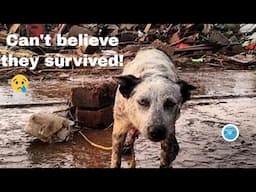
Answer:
[
  {"xmin": 177, "ymin": 80, "xmax": 196, "ymax": 103},
  {"xmin": 113, "ymin": 75, "xmax": 141, "ymax": 99}
]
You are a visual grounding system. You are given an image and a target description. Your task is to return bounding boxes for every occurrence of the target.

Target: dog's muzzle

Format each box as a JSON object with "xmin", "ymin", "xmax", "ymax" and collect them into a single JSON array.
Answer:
[{"xmin": 148, "ymin": 125, "xmax": 166, "ymax": 142}]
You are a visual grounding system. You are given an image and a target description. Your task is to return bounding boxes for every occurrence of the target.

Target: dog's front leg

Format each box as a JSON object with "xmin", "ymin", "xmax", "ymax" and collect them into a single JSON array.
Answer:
[
  {"xmin": 111, "ymin": 119, "xmax": 129, "ymax": 168},
  {"xmin": 160, "ymin": 133, "xmax": 179, "ymax": 168}
]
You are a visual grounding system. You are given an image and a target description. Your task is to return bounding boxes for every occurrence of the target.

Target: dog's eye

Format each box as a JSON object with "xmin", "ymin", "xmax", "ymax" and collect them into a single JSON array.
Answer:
[
  {"xmin": 138, "ymin": 98, "xmax": 150, "ymax": 107},
  {"xmin": 164, "ymin": 99, "xmax": 176, "ymax": 110}
]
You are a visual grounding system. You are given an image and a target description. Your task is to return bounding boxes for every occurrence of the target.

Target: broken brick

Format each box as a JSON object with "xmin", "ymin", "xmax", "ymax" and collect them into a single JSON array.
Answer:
[
  {"xmin": 76, "ymin": 105, "xmax": 113, "ymax": 129},
  {"xmin": 71, "ymin": 78, "xmax": 118, "ymax": 108}
]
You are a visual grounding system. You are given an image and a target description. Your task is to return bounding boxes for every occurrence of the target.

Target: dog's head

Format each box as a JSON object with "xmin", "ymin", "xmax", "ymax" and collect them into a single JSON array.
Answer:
[{"xmin": 114, "ymin": 75, "xmax": 196, "ymax": 142}]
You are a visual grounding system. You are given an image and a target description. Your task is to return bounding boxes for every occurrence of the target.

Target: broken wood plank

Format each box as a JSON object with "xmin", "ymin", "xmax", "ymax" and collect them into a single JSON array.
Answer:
[
  {"xmin": 0, "ymin": 101, "xmax": 67, "ymax": 108},
  {"xmin": 38, "ymin": 69, "xmax": 73, "ymax": 73},
  {"xmin": 174, "ymin": 44, "xmax": 212, "ymax": 52},
  {"xmin": 166, "ymin": 24, "xmax": 173, "ymax": 32},
  {"xmin": 8, "ymin": 24, "xmax": 21, "ymax": 34},
  {"xmin": 50, "ymin": 24, "xmax": 66, "ymax": 45},
  {"xmin": 0, "ymin": 31, "xmax": 7, "ymax": 43},
  {"xmin": 170, "ymin": 37, "xmax": 187, "ymax": 46},
  {"xmin": 0, "ymin": 46, "xmax": 37, "ymax": 57},
  {"xmin": 228, "ymin": 54, "xmax": 256, "ymax": 64},
  {"xmin": 143, "ymin": 24, "xmax": 152, "ymax": 33},
  {"xmin": 139, "ymin": 24, "xmax": 152, "ymax": 42},
  {"xmin": 191, "ymin": 94, "xmax": 256, "ymax": 100},
  {"xmin": 0, "ymin": 67, "xmax": 25, "ymax": 73}
]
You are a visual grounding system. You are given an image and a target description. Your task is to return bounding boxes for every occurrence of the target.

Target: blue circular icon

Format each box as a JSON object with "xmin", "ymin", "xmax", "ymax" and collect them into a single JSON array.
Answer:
[{"xmin": 222, "ymin": 124, "xmax": 239, "ymax": 142}]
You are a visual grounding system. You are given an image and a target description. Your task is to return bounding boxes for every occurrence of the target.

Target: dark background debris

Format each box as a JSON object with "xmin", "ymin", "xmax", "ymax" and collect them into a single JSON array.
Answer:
[{"xmin": 0, "ymin": 23, "xmax": 256, "ymax": 81}]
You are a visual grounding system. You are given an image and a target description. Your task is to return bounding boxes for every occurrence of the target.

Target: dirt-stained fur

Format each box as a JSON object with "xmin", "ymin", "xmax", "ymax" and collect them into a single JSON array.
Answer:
[{"xmin": 111, "ymin": 48, "xmax": 195, "ymax": 168}]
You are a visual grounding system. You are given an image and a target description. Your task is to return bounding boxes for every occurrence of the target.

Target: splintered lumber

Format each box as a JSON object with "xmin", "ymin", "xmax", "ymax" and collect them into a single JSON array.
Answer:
[
  {"xmin": 8, "ymin": 24, "xmax": 21, "ymax": 34},
  {"xmin": 0, "ymin": 46, "xmax": 37, "ymax": 57}
]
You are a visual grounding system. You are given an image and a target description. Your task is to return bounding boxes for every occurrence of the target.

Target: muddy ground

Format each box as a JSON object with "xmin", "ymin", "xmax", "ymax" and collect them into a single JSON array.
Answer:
[{"xmin": 0, "ymin": 69, "xmax": 256, "ymax": 168}]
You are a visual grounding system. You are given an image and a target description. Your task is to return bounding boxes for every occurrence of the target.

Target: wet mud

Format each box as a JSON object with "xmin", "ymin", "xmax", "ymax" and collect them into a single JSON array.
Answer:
[{"xmin": 0, "ymin": 70, "xmax": 255, "ymax": 168}]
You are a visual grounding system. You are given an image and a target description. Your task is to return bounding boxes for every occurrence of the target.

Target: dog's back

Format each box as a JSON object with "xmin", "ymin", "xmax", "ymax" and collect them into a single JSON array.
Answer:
[{"xmin": 123, "ymin": 48, "xmax": 178, "ymax": 82}]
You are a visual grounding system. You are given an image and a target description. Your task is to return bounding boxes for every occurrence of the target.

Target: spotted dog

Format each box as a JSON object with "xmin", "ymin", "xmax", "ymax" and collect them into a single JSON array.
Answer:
[{"xmin": 111, "ymin": 48, "xmax": 195, "ymax": 168}]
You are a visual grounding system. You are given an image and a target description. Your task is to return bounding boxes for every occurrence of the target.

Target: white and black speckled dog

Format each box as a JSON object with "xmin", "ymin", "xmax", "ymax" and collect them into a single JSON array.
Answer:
[{"xmin": 111, "ymin": 48, "xmax": 195, "ymax": 168}]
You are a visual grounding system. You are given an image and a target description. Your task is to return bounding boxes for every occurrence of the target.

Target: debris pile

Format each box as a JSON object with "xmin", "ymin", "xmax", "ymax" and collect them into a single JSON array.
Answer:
[{"xmin": 0, "ymin": 23, "xmax": 256, "ymax": 77}]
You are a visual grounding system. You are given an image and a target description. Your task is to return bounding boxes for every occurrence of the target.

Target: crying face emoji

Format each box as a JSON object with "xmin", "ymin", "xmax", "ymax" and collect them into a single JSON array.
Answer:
[{"xmin": 11, "ymin": 74, "xmax": 29, "ymax": 93}]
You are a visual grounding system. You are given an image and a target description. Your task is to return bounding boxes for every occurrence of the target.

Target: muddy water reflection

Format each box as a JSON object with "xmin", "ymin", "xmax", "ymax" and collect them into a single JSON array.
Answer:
[{"xmin": 0, "ymin": 70, "xmax": 255, "ymax": 168}]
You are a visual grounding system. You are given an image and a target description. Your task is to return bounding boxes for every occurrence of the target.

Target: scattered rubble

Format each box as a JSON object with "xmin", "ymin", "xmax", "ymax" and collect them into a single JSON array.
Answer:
[
  {"xmin": 2, "ymin": 23, "xmax": 256, "ymax": 132},
  {"xmin": 71, "ymin": 77, "xmax": 118, "ymax": 129},
  {"xmin": 0, "ymin": 23, "xmax": 255, "ymax": 80}
]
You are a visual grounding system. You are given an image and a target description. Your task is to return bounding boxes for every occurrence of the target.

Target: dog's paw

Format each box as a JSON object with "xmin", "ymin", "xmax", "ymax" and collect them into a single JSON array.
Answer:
[{"xmin": 122, "ymin": 143, "xmax": 133, "ymax": 155}]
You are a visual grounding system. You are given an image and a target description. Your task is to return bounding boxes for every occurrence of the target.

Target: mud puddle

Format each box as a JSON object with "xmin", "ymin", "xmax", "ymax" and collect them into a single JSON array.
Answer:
[{"xmin": 0, "ymin": 70, "xmax": 255, "ymax": 168}]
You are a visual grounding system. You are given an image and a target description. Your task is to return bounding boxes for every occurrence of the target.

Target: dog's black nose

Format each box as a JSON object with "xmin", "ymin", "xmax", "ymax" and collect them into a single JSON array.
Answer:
[{"xmin": 148, "ymin": 126, "xmax": 166, "ymax": 142}]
